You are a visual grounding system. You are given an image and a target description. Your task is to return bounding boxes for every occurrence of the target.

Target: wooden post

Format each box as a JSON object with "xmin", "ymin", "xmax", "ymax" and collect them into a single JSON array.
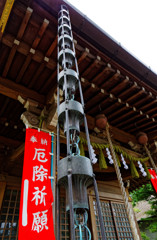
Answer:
[{"xmin": 0, "ymin": 181, "xmax": 6, "ymax": 210}]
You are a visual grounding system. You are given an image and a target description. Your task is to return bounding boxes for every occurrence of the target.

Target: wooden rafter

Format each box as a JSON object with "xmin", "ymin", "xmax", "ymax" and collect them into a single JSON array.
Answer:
[
  {"xmin": 1, "ymin": 34, "xmax": 56, "ymax": 69},
  {"xmin": 125, "ymin": 88, "xmax": 146, "ymax": 103},
  {"xmin": 2, "ymin": 7, "xmax": 33, "ymax": 78},
  {"xmin": 118, "ymin": 115, "xmax": 144, "ymax": 129},
  {"xmin": 16, "ymin": 18, "xmax": 49, "ymax": 83},
  {"xmin": 118, "ymin": 82, "xmax": 138, "ymax": 99},
  {"xmin": 77, "ymin": 48, "xmax": 89, "ymax": 65},
  {"xmin": 100, "ymin": 70, "xmax": 122, "ymax": 89},
  {"xmin": 130, "ymin": 121, "xmax": 157, "ymax": 133},
  {"xmin": 82, "ymin": 56, "xmax": 101, "ymax": 77},
  {"xmin": 92, "ymin": 64, "xmax": 115, "ymax": 85},
  {"xmin": 28, "ymin": 36, "xmax": 57, "ymax": 89},
  {"xmin": 0, "ymin": 135, "xmax": 22, "ymax": 147},
  {"xmin": 79, "ymin": 76, "xmax": 156, "ymax": 124},
  {"xmin": 0, "ymin": 76, "xmax": 45, "ymax": 104},
  {"xmin": 110, "ymin": 77, "xmax": 129, "ymax": 94}
]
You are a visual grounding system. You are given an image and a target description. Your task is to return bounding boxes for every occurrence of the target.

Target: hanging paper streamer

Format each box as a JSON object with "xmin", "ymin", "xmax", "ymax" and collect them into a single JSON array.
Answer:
[
  {"xmin": 90, "ymin": 145, "xmax": 97, "ymax": 164},
  {"xmin": 121, "ymin": 153, "xmax": 128, "ymax": 169},
  {"xmin": 143, "ymin": 163, "xmax": 151, "ymax": 179},
  {"xmin": 130, "ymin": 160, "xmax": 139, "ymax": 179},
  {"xmin": 106, "ymin": 147, "xmax": 113, "ymax": 164},
  {"xmin": 99, "ymin": 149, "xmax": 108, "ymax": 169},
  {"xmin": 137, "ymin": 161, "xmax": 147, "ymax": 177},
  {"xmin": 79, "ymin": 141, "xmax": 85, "ymax": 156}
]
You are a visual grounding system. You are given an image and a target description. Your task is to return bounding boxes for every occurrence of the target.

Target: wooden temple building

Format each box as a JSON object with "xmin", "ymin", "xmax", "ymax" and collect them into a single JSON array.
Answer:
[{"xmin": 0, "ymin": 0, "xmax": 157, "ymax": 239}]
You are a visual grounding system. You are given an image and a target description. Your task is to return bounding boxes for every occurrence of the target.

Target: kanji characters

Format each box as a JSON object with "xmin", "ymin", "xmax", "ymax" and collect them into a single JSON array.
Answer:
[
  {"xmin": 32, "ymin": 186, "xmax": 47, "ymax": 206},
  {"xmin": 33, "ymin": 165, "xmax": 48, "ymax": 182},
  {"xmin": 32, "ymin": 210, "xmax": 48, "ymax": 233},
  {"xmin": 33, "ymin": 148, "xmax": 48, "ymax": 162},
  {"xmin": 30, "ymin": 136, "xmax": 37, "ymax": 143},
  {"xmin": 41, "ymin": 138, "xmax": 48, "ymax": 145}
]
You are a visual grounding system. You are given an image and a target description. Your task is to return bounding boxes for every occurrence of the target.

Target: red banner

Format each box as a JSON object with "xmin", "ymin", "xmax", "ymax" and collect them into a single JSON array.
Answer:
[
  {"xmin": 19, "ymin": 128, "xmax": 55, "ymax": 239},
  {"xmin": 148, "ymin": 169, "xmax": 157, "ymax": 193}
]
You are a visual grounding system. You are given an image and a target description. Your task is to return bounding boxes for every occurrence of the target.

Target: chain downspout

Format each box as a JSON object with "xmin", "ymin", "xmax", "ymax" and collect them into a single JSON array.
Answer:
[
  {"xmin": 106, "ymin": 123, "xmax": 140, "ymax": 240},
  {"xmin": 144, "ymin": 144, "xmax": 157, "ymax": 175}
]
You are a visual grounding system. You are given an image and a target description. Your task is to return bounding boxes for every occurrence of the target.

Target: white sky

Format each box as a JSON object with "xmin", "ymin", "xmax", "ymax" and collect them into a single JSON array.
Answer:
[{"xmin": 67, "ymin": 0, "xmax": 157, "ymax": 74}]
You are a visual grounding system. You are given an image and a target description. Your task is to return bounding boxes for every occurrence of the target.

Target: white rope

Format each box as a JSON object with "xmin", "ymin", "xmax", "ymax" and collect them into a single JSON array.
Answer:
[{"xmin": 106, "ymin": 124, "xmax": 140, "ymax": 240}]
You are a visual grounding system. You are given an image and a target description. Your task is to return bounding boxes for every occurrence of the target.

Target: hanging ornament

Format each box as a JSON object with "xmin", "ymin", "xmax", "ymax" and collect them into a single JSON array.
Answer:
[
  {"xmin": 136, "ymin": 132, "xmax": 148, "ymax": 145},
  {"xmin": 120, "ymin": 153, "xmax": 128, "ymax": 170},
  {"xmin": 106, "ymin": 147, "xmax": 113, "ymax": 164},
  {"xmin": 99, "ymin": 149, "xmax": 108, "ymax": 169},
  {"xmin": 90, "ymin": 145, "xmax": 97, "ymax": 164},
  {"xmin": 130, "ymin": 160, "xmax": 139, "ymax": 179},
  {"xmin": 95, "ymin": 114, "xmax": 107, "ymax": 129},
  {"xmin": 137, "ymin": 161, "xmax": 147, "ymax": 177},
  {"xmin": 79, "ymin": 141, "xmax": 85, "ymax": 156},
  {"xmin": 143, "ymin": 163, "xmax": 151, "ymax": 179}
]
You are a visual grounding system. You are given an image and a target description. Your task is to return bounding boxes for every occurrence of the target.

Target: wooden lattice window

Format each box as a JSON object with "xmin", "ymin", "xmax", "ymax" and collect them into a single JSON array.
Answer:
[
  {"xmin": 0, "ymin": 188, "xmax": 20, "ymax": 240},
  {"xmin": 60, "ymin": 196, "xmax": 87, "ymax": 240},
  {"xmin": 89, "ymin": 196, "xmax": 134, "ymax": 240}
]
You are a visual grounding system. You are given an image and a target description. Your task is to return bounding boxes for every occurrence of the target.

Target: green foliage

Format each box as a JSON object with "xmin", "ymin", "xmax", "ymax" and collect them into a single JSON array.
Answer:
[
  {"xmin": 131, "ymin": 184, "xmax": 157, "ymax": 236},
  {"xmin": 130, "ymin": 184, "xmax": 155, "ymax": 207},
  {"xmin": 133, "ymin": 207, "xmax": 140, "ymax": 213},
  {"xmin": 148, "ymin": 222, "xmax": 157, "ymax": 233},
  {"xmin": 141, "ymin": 232, "xmax": 150, "ymax": 240}
]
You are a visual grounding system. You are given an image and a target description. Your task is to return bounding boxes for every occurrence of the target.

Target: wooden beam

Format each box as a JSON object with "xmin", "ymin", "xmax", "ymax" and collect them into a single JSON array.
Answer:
[
  {"xmin": 80, "ymin": 131, "xmax": 140, "ymax": 157},
  {"xmin": 88, "ymin": 97, "xmax": 112, "ymax": 115},
  {"xmin": 2, "ymin": 33, "xmax": 56, "ymax": 69},
  {"xmin": 125, "ymin": 88, "xmax": 145, "ymax": 103},
  {"xmin": 0, "ymin": 182, "xmax": 6, "ymax": 210},
  {"xmin": 0, "ymin": 76, "xmax": 45, "ymax": 104},
  {"xmin": 82, "ymin": 56, "xmax": 101, "ymax": 77},
  {"xmin": 85, "ymin": 114, "xmax": 137, "ymax": 144},
  {"xmin": 100, "ymin": 69, "xmax": 122, "ymax": 89},
  {"xmin": 0, "ymin": 136, "xmax": 22, "ymax": 147},
  {"xmin": 92, "ymin": 64, "xmax": 115, "ymax": 84},
  {"xmin": 28, "ymin": 36, "xmax": 57, "ymax": 89},
  {"xmin": 16, "ymin": 18, "xmax": 49, "ymax": 83},
  {"xmin": 148, "ymin": 131, "xmax": 157, "ymax": 141},
  {"xmin": 2, "ymin": 7, "xmax": 33, "ymax": 77},
  {"xmin": 129, "ymin": 121, "xmax": 156, "ymax": 133},
  {"xmin": 119, "ymin": 115, "xmax": 143, "ymax": 129},
  {"xmin": 111, "ymin": 110, "xmax": 135, "ymax": 125},
  {"xmin": 107, "ymin": 106, "xmax": 126, "ymax": 119},
  {"xmin": 28, "ymin": 62, "xmax": 45, "ymax": 88},
  {"xmin": 77, "ymin": 48, "xmax": 89, "ymax": 65},
  {"xmin": 141, "ymin": 100, "xmax": 157, "ymax": 111},
  {"xmin": 118, "ymin": 82, "xmax": 138, "ymax": 99},
  {"xmin": 134, "ymin": 95, "xmax": 151, "ymax": 108},
  {"xmin": 9, "ymin": 143, "xmax": 24, "ymax": 161},
  {"xmin": 110, "ymin": 77, "xmax": 129, "ymax": 94},
  {"xmin": 46, "ymin": 36, "xmax": 57, "ymax": 57}
]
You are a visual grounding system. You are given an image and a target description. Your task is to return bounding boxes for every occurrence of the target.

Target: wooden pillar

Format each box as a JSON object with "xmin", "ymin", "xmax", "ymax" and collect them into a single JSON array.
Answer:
[{"xmin": 0, "ymin": 181, "xmax": 6, "ymax": 210}]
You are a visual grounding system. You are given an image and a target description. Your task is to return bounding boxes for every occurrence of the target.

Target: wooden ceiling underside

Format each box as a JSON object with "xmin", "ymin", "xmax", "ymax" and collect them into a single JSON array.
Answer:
[{"xmin": 0, "ymin": 0, "xmax": 156, "ymax": 177}]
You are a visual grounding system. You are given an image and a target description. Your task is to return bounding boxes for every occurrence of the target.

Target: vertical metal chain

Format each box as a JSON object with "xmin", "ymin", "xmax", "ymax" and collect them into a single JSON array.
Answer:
[
  {"xmin": 68, "ymin": 173, "xmax": 75, "ymax": 240},
  {"xmin": 93, "ymin": 175, "xmax": 107, "ymax": 240},
  {"xmin": 144, "ymin": 144, "xmax": 157, "ymax": 175},
  {"xmin": 106, "ymin": 124, "xmax": 140, "ymax": 240}
]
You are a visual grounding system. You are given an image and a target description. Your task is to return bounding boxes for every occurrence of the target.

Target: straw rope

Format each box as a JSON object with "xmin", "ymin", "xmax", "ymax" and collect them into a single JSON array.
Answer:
[
  {"xmin": 106, "ymin": 124, "xmax": 140, "ymax": 240},
  {"xmin": 144, "ymin": 144, "xmax": 157, "ymax": 175}
]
